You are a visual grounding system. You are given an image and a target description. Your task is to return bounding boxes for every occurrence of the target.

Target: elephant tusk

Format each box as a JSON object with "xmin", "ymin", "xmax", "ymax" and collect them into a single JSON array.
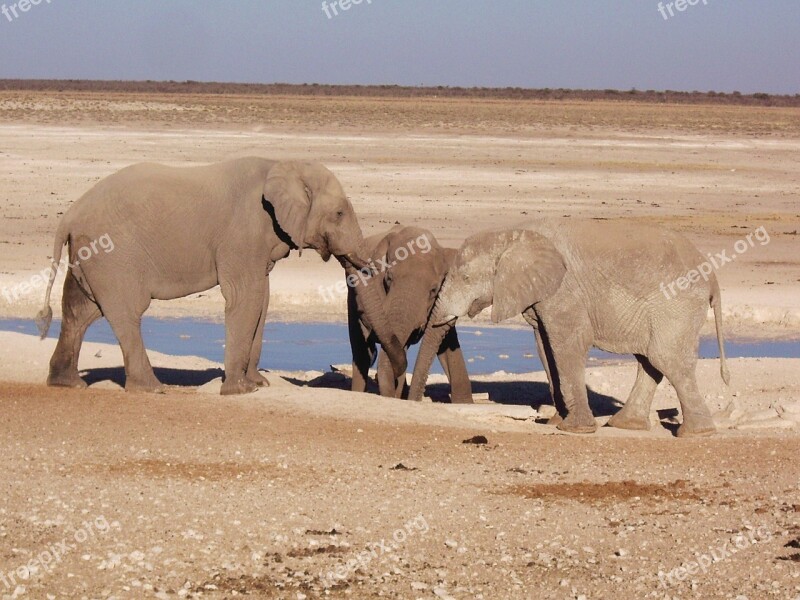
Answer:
[{"xmin": 341, "ymin": 253, "xmax": 374, "ymax": 274}]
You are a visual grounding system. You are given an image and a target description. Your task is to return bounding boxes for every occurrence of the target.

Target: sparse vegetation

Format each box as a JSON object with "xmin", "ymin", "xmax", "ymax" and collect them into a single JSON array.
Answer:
[{"xmin": 0, "ymin": 79, "xmax": 798, "ymax": 107}]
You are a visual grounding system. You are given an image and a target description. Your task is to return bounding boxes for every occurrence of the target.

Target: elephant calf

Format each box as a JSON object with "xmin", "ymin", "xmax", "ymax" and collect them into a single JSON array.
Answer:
[
  {"xmin": 348, "ymin": 225, "xmax": 472, "ymax": 402},
  {"xmin": 409, "ymin": 220, "xmax": 730, "ymax": 437},
  {"xmin": 36, "ymin": 158, "xmax": 405, "ymax": 395}
]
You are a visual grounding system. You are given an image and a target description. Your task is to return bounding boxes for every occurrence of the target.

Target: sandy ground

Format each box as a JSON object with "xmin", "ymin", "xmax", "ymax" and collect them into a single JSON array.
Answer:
[
  {"xmin": 0, "ymin": 332, "xmax": 799, "ymax": 599},
  {"xmin": 0, "ymin": 92, "xmax": 798, "ymax": 599}
]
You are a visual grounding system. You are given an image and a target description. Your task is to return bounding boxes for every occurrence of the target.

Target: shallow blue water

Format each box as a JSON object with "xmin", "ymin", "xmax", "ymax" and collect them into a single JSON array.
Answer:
[{"xmin": 1, "ymin": 317, "xmax": 797, "ymax": 375}]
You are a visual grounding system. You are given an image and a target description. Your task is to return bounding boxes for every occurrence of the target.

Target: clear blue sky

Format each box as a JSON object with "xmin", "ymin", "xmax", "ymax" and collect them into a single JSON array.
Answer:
[{"xmin": 0, "ymin": 0, "xmax": 797, "ymax": 93}]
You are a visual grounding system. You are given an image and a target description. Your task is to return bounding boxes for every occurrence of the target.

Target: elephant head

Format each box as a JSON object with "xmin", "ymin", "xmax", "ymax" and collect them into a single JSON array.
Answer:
[
  {"xmin": 263, "ymin": 161, "xmax": 407, "ymax": 378},
  {"xmin": 408, "ymin": 229, "xmax": 566, "ymax": 401},
  {"xmin": 264, "ymin": 161, "xmax": 363, "ymax": 261},
  {"xmin": 370, "ymin": 226, "xmax": 450, "ymax": 347}
]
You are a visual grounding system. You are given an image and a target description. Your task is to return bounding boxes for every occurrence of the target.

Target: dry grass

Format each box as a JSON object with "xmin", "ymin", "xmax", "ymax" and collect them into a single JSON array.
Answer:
[{"xmin": 1, "ymin": 88, "xmax": 798, "ymax": 136}]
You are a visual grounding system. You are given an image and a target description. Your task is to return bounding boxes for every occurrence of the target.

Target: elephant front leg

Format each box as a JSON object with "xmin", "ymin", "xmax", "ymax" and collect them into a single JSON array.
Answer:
[
  {"xmin": 377, "ymin": 350, "xmax": 404, "ymax": 398},
  {"xmin": 245, "ymin": 277, "xmax": 270, "ymax": 387},
  {"xmin": 528, "ymin": 313, "xmax": 563, "ymax": 422},
  {"xmin": 546, "ymin": 333, "xmax": 596, "ymax": 434},
  {"xmin": 348, "ymin": 294, "xmax": 375, "ymax": 393},
  {"xmin": 221, "ymin": 277, "xmax": 267, "ymax": 396},
  {"xmin": 437, "ymin": 328, "xmax": 472, "ymax": 403}
]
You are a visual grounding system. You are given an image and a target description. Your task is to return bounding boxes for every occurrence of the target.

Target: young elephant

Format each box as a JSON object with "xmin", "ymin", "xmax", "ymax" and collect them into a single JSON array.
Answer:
[
  {"xmin": 36, "ymin": 158, "xmax": 406, "ymax": 395},
  {"xmin": 348, "ymin": 225, "xmax": 472, "ymax": 402},
  {"xmin": 409, "ymin": 220, "xmax": 730, "ymax": 437}
]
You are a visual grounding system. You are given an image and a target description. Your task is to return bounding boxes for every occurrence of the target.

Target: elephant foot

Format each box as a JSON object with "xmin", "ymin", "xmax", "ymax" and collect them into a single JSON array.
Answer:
[
  {"xmin": 546, "ymin": 412, "xmax": 563, "ymax": 426},
  {"xmin": 247, "ymin": 370, "xmax": 271, "ymax": 387},
  {"xmin": 607, "ymin": 410, "xmax": 651, "ymax": 431},
  {"xmin": 221, "ymin": 377, "xmax": 259, "ymax": 396},
  {"xmin": 125, "ymin": 378, "xmax": 165, "ymax": 394},
  {"xmin": 676, "ymin": 413, "xmax": 716, "ymax": 438},
  {"xmin": 47, "ymin": 371, "xmax": 87, "ymax": 389},
  {"xmin": 450, "ymin": 394, "xmax": 473, "ymax": 404},
  {"xmin": 556, "ymin": 411, "xmax": 598, "ymax": 434}
]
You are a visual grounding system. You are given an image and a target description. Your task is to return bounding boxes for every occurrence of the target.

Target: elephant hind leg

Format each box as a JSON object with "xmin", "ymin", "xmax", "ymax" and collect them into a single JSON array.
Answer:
[
  {"xmin": 649, "ymin": 353, "xmax": 715, "ymax": 437},
  {"xmin": 102, "ymin": 300, "xmax": 162, "ymax": 393},
  {"xmin": 88, "ymin": 275, "xmax": 160, "ymax": 393},
  {"xmin": 607, "ymin": 355, "xmax": 663, "ymax": 431},
  {"xmin": 47, "ymin": 271, "xmax": 102, "ymax": 388}
]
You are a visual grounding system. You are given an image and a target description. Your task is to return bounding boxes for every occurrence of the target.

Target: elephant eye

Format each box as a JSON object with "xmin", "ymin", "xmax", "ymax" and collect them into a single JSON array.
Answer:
[{"xmin": 336, "ymin": 210, "xmax": 344, "ymax": 220}]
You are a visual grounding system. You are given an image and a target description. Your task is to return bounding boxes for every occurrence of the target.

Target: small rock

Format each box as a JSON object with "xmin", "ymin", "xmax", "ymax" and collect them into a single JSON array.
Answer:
[
  {"xmin": 463, "ymin": 435, "xmax": 488, "ymax": 445},
  {"xmin": 538, "ymin": 405, "xmax": 558, "ymax": 419},
  {"xmin": 390, "ymin": 463, "xmax": 418, "ymax": 471}
]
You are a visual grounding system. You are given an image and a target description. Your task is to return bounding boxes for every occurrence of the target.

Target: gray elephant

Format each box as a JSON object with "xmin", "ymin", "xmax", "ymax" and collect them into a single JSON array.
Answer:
[
  {"xmin": 409, "ymin": 220, "xmax": 730, "ymax": 437},
  {"xmin": 36, "ymin": 158, "xmax": 406, "ymax": 395},
  {"xmin": 347, "ymin": 225, "xmax": 472, "ymax": 402}
]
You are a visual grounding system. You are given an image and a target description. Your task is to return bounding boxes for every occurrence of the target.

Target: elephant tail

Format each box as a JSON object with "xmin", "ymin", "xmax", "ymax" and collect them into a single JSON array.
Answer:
[
  {"xmin": 35, "ymin": 222, "xmax": 69, "ymax": 339},
  {"xmin": 710, "ymin": 278, "xmax": 730, "ymax": 386}
]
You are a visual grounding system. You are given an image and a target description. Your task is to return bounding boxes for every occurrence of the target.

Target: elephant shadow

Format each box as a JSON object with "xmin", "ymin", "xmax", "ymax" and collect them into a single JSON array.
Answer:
[
  {"xmin": 425, "ymin": 380, "xmax": 623, "ymax": 417},
  {"xmin": 80, "ymin": 366, "xmax": 224, "ymax": 388},
  {"xmin": 78, "ymin": 367, "xmax": 628, "ymax": 423},
  {"xmin": 299, "ymin": 371, "xmax": 624, "ymax": 419}
]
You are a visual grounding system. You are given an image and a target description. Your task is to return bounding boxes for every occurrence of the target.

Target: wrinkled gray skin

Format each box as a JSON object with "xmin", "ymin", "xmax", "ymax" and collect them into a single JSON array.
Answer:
[
  {"xmin": 409, "ymin": 220, "xmax": 730, "ymax": 437},
  {"xmin": 348, "ymin": 225, "xmax": 472, "ymax": 402},
  {"xmin": 36, "ymin": 158, "xmax": 406, "ymax": 395}
]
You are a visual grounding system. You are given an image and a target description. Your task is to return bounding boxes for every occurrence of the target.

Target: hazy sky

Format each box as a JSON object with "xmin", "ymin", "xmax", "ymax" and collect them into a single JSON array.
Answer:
[{"xmin": 0, "ymin": 1, "xmax": 797, "ymax": 93}]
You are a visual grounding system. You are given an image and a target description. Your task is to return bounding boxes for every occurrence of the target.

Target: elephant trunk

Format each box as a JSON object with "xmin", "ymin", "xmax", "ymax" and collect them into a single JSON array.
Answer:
[
  {"xmin": 341, "ymin": 252, "xmax": 370, "ymax": 272},
  {"xmin": 389, "ymin": 290, "xmax": 427, "ymax": 348},
  {"xmin": 408, "ymin": 301, "xmax": 453, "ymax": 401},
  {"xmin": 340, "ymin": 257, "xmax": 408, "ymax": 379}
]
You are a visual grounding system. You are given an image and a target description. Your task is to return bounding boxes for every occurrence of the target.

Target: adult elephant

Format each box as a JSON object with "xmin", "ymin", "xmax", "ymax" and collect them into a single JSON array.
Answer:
[
  {"xmin": 36, "ymin": 158, "xmax": 406, "ymax": 395},
  {"xmin": 408, "ymin": 220, "xmax": 729, "ymax": 437},
  {"xmin": 347, "ymin": 225, "xmax": 472, "ymax": 402}
]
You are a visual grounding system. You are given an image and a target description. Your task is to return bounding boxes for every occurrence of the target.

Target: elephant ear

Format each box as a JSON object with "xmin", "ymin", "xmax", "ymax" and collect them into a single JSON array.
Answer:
[
  {"xmin": 263, "ymin": 161, "xmax": 311, "ymax": 249},
  {"xmin": 368, "ymin": 233, "xmax": 391, "ymax": 290},
  {"xmin": 491, "ymin": 230, "xmax": 567, "ymax": 323},
  {"xmin": 440, "ymin": 247, "xmax": 459, "ymax": 277}
]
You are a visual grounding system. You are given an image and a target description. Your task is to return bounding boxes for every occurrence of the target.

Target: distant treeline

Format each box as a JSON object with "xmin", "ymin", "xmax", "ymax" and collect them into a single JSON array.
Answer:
[{"xmin": 1, "ymin": 79, "xmax": 799, "ymax": 107}]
